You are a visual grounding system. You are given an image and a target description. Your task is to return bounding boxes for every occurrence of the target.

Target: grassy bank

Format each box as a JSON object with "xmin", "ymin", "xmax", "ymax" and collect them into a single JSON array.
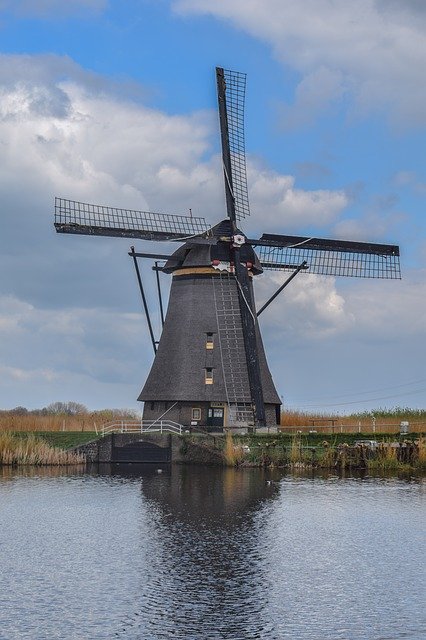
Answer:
[
  {"xmin": 0, "ymin": 432, "xmax": 86, "ymax": 466},
  {"xmin": 220, "ymin": 432, "xmax": 426, "ymax": 474},
  {"xmin": 36, "ymin": 431, "xmax": 99, "ymax": 449}
]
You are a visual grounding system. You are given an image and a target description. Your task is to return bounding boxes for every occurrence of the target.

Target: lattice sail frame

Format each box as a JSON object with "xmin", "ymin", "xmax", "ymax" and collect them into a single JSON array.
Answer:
[
  {"xmin": 223, "ymin": 69, "xmax": 250, "ymax": 222},
  {"xmin": 54, "ymin": 197, "xmax": 210, "ymax": 241},
  {"xmin": 256, "ymin": 238, "xmax": 401, "ymax": 279}
]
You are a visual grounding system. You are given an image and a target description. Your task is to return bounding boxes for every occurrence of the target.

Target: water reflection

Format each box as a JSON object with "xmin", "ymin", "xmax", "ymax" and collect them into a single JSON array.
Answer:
[
  {"xmin": 0, "ymin": 464, "xmax": 86, "ymax": 480},
  {"xmin": 103, "ymin": 465, "xmax": 282, "ymax": 639},
  {"xmin": 0, "ymin": 465, "xmax": 424, "ymax": 640}
]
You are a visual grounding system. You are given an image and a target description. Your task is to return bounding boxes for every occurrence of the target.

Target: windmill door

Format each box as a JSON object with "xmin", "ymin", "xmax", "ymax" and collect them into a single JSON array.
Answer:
[{"xmin": 207, "ymin": 407, "xmax": 224, "ymax": 427}]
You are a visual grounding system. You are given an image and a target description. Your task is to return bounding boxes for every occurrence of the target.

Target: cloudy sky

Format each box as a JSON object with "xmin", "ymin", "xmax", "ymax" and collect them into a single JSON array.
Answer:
[{"xmin": 0, "ymin": 0, "xmax": 425, "ymax": 414}]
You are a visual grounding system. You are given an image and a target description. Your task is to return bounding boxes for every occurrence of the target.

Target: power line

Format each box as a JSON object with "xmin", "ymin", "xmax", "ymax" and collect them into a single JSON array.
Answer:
[
  {"xmin": 289, "ymin": 378, "xmax": 426, "ymax": 403},
  {"xmin": 286, "ymin": 386, "xmax": 426, "ymax": 410}
]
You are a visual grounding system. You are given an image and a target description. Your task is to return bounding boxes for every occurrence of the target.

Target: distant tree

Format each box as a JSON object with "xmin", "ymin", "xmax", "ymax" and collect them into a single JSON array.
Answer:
[
  {"xmin": 45, "ymin": 402, "xmax": 67, "ymax": 415},
  {"xmin": 111, "ymin": 408, "xmax": 139, "ymax": 419},
  {"xmin": 10, "ymin": 406, "xmax": 28, "ymax": 415},
  {"xmin": 66, "ymin": 402, "xmax": 88, "ymax": 415},
  {"xmin": 92, "ymin": 408, "xmax": 139, "ymax": 420},
  {"xmin": 45, "ymin": 402, "xmax": 88, "ymax": 415}
]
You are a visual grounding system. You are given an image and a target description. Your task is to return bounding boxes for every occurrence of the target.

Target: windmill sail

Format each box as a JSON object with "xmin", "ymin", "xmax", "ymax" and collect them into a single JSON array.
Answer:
[
  {"xmin": 216, "ymin": 68, "xmax": 250, "ymax": 223},
  {"xmin": 222, "ymin": 68, "xmax": 251, "ymax": 221},
  {"xmin": 54, "ymin": 197, "xmax": 210, "ymax": 242},
  {"xmin": 253, "ymin": 234, "xmax": 401, "ymax": 279}
]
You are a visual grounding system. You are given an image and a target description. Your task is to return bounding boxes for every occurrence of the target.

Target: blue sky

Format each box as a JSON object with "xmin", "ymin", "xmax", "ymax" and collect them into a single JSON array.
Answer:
[{"xmin": 0, "ymin": 0, "xmax": 425, "ymax": 414}]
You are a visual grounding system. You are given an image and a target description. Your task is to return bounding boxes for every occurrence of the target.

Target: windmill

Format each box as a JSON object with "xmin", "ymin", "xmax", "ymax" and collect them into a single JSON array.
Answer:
[{"xmin": 54, "ymin": 67, "xmax": 400, "ymax": 431}]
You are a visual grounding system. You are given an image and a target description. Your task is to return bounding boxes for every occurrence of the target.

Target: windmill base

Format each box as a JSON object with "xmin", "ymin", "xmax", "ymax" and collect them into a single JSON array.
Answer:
[{"xmin": 142, "ymin": 400, "xmax": 280, "ymax": 430}]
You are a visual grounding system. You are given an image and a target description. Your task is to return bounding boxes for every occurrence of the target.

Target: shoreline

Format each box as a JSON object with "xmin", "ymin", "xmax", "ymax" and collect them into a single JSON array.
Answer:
[{"xmin": 1, "ymin": 430, "xmax": 424, "ymax": 475}]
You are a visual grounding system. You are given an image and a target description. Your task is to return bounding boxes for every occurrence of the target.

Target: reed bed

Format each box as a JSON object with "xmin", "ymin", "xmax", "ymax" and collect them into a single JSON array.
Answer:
[
  {"xmin": 238, "ymin": 433, "xmax": 425, "ymax": 473},
  {"xmin": 367, "ymin": 444, "xmax": 403, "ymax": 474},
  {"xmin": 0, "ymin": 408, "xmax": 140, "ymax": 433},
  {"xmin": 0, "ymin": 433, "xmax": 85, "ymax": 466},
  {"xmin": 280, "ymin": 409, "xmax": 426, "ymax": 435},
  {"xmin": 2, "ymin": 408, "xmax": 424, "ymax": 435},
  {"xmin": 0, "ymin": 414, "xmax": 97, "ymax": 433},
  {"xmin": 414, "ymin": 436, "xmax": 426, "ymax": 472}
]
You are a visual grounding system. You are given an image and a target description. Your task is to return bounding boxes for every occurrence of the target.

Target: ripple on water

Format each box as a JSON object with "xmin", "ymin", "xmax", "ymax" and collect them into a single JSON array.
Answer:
[{"xmin": 0, "ymin": 466, "xmax": 424, "ymax": 640}]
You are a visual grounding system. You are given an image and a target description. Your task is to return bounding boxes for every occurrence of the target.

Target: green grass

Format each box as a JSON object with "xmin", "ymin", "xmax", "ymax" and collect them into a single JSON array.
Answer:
[{"xmin": 10, "ymin": 431, "xmax": 99, "ymax": 449}]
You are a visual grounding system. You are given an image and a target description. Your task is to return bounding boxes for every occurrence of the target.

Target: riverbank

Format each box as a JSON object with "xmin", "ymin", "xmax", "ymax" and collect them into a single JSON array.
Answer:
[
  {"xmin": 0, "ymin": 432, "xmax": 86, "ymax": 466},
  {"xmin": 177, "ymin": 431, "xmax": 426, "ymax": 474},
  {"xmin": 224, "ymin": 432, "xmax": 426, "ymax": 474},
  {"xmin": 1, "ymin": 430, "xmax": 425, "ymax": 474}
]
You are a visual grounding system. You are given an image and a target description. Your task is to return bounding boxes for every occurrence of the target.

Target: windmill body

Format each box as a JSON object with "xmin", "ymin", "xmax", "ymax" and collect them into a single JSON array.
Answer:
[
  {"xmin": 139, "ymin": 219, "xmax": 281, "ymax": 428},
  {"xmin": 54, "ymin": 67, "xmax": 401, "ymax": 431}
]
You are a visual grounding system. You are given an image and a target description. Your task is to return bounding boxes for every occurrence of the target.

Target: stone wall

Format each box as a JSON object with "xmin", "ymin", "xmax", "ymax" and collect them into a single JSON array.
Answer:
[{"xmin": 73, "ymin": 433, "xmax": 225, "ymax": 465}]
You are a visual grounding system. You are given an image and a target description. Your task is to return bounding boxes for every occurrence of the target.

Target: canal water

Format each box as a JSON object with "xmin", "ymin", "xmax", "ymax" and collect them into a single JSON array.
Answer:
[{"xmin": 0, "ymin": 465, "xmax": 424, "ymax": 640}]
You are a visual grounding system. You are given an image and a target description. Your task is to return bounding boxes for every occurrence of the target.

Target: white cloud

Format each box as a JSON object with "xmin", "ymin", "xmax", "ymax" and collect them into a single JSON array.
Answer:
[
  {"xmin": 345, "ymin": 271, "xmax": 426, "ymax": 339},
  {"xmin": 0, "ymin": 364, "xmax": 56, "ymax": 382},
  {"xmin": 0, "ymin": 293, "xmax": 150, "ymax": 407},
  {"xmin": 332, "ymin": 212, "xmax": 404, "ymax": 243},
  {"xmin": 393, "ymin": 170, "xmax": 426, "ymax": 195},
  {"xmin": 0, "ymin": 55, "xmax": 222, "ymax": 219},
  {"xmin": 174, "ymin": 0, "xmax": 426, "ymax": 128},
  {"xmin": 246, "ymin": 163, "xmax": 348, "ymax": 232},
  {"xmin": 257, "ymin": 267, "xmax": 426, "ymax": 347},
  {"xmin": 277, "ymin": 66, "xmax": 346, "ymax": 130},
  {"xmin": 256, "ymin": 272, "xmax": 355, "ymax": 341},
  {"xmin": 255, "ymin": 268, "xmax": 426, "ymax": 410}
]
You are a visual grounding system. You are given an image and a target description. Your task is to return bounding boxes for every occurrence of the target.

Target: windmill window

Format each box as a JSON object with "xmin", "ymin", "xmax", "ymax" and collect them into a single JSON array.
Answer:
[
  {"xmin": 191, "ymin": 408, "xmax": 201, "ymax": 421},
  {"xmin": 206, "ymin": 333, "xmax": 214, "ymax": 349},
  {"xmin": 205, "ymin": 368, "xmax": 214, "ymax": 384}
]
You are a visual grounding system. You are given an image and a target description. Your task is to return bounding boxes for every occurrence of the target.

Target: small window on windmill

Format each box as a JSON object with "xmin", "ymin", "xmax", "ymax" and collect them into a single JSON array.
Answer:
[
  {"xmin": 206, "ymin": 333, "xmax": 214, "ymax": 349},
  {"xmin": 205, "ymin": 368, "xmax": 214, "ymax": 384},
  {"xmin": 192, "ymin": 408, "xmax": 201, "ymax": 421}
]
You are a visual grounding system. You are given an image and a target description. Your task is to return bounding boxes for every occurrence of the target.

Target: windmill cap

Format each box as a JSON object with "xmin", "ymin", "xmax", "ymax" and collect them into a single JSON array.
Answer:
[{"xmin": 163, "ymin": 219, "xmax": 263, "ymax": 275}]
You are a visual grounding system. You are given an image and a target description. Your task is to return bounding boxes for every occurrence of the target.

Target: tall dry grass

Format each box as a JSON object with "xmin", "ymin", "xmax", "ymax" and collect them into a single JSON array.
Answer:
[
  {"xmin": 0, "ymin": 414, "xmax": 98, "ymax": 433},
  {"xmin": 0, "ymin": 433, "xmax": 85, "ymax": 466},
  {"xmin": 280, "ymin": 410, "xmax": 426, "ymax": 434},
  {"xmin": 223, "ymin": 431, "xmax": 247, "ymax": 466},
  {"xmin": 416, "ymin": 437, "xmax": 426, "ymax": 471},
  {"xmin": 367, "ymin": 443, "xmax": 403, "ymax": 473},
  {"xmin": 223, "ymin": 430, "xmax": 236, "ymax": 465}
]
